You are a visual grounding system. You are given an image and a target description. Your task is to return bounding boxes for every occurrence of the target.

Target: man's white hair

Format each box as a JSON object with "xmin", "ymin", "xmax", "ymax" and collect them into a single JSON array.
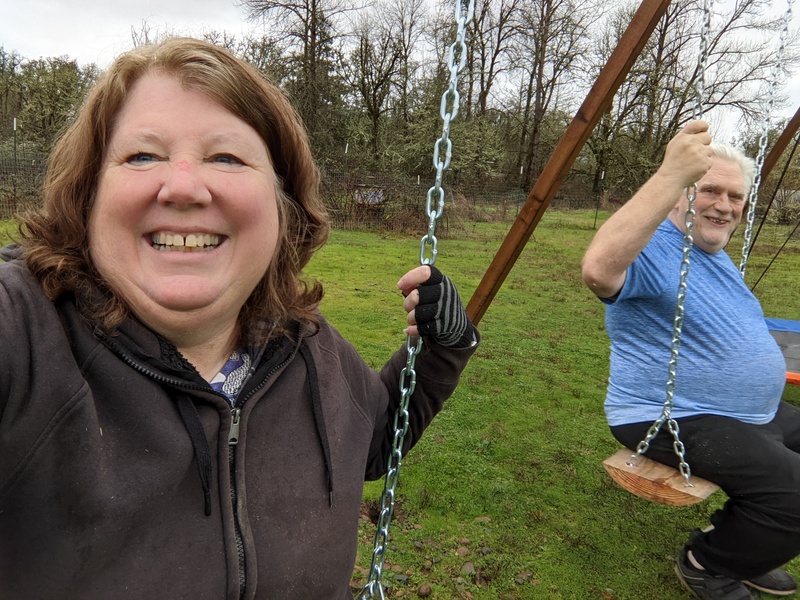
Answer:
[{"xmin": 710, "ymin": 143, "xmax": 756, "ymax": 198}]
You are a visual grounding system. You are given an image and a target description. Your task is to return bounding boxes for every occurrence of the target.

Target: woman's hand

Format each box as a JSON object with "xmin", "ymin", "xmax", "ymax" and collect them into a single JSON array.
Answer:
[{"xmin": 398, "ymin": 266, "xmax": 475, "ymax": 347}]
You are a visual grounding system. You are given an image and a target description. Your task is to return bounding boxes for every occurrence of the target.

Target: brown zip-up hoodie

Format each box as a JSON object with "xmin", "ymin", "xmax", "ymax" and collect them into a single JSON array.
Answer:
[{"xmin": 0, "ymin": 250, "xmax": 478, "ymax": 599}]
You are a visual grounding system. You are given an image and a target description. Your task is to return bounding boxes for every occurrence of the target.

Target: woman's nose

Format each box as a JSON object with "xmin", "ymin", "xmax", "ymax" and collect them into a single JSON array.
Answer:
[{"xmin": 157, "ymin": 159, "xmax": 212, "ymax": 207}]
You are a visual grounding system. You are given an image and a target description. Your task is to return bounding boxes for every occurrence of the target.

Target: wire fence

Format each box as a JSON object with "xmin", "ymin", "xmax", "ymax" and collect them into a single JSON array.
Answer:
[
  {"xmin": 0, "ymin": 149, "xmax": 48, "ymax": 217},
  {"xmin": 1, "ymin": 151, "xmax": 797, "ymax": 268},
  {"xmin": 12, "ymin": 149, "xmax": 794, "ymax": 233},
  {"xmin": 0, "ymin": 150, "xmax": 602, "ymax": 231}
]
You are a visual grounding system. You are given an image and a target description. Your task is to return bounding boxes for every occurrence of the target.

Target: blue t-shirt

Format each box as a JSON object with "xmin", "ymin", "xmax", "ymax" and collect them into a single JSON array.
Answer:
[{"xmin": 603, "ymin": 221, "xmax": 786, "ymax": 426}]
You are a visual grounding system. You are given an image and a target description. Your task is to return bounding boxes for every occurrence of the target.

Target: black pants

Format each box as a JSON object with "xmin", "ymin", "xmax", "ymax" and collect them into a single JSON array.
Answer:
[{"xmin": 611, "ymin": 401, "xmax": 800, "ymax": 580}]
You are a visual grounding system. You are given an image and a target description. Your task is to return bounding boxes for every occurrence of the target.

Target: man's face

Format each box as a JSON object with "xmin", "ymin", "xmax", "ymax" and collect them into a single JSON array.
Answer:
[{"xmin": 669, "ymin": 156, "xmax": 746, "ymax": 254}]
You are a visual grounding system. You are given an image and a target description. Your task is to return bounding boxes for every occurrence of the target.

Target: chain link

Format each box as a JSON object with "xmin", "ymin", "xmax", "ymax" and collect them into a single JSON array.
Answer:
[
  {"xmin": 419, "ymin": 0, "xmax": 474, "ymax": 267},
  {"xmin": 359, "ymin": 1, "xmax": 474, "ymax": 597},
  {"xmin": 629, "ymin": 196, "xmax": 696, "ymax": 485},
  {"xmin": 628, "ymin": 0, "xmax": 713, "ymax": 487},
  {"xmin": 740, "ymin": 0, "xmax": 794, "ymax": 276}
]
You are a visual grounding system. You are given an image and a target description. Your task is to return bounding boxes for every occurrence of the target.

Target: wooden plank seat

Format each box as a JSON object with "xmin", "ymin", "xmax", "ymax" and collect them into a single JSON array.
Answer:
[
  {"xmin": 602, "ymin": 449, "xmax": 720, "ymax": 506},
  {"xmin": 603, "ymin": 318, "xmax": 799, "ymax": 505}
]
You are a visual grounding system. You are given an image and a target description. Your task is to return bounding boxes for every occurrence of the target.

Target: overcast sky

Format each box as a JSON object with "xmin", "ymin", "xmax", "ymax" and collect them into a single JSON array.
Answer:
[
  {"xmin": 0, "ymin": 0, "xmax": 257, "ymax": 68},
  {"xmin": 0, "ymin": 0, "xmax": 797, "ymax": 138}
]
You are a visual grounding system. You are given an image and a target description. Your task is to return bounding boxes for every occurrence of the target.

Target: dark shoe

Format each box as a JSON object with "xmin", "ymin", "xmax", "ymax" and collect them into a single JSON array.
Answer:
[
  {"xmin": 687, "ymin": 528, "xmax": 798, "ymax": 597},
  {"xmin": 675, "ymin": 549, "xmax": 754, "ymax": 600},
  {"xmin": 743, "ymin": 568, "xmax": 797, "ymax": 596}
]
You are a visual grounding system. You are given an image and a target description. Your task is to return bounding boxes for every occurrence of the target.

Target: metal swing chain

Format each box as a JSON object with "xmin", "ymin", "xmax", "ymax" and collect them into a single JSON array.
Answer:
[
  {"xmin": 628, "ymin": 0, "xmax": 713, "ymax": 487},
  {"xmin": 359, "ymin": 2, "xmax": 474, "ymax": 598},
  {"xmin": 631, "ymin": 199, "xmax": 696, "ymax": 482},
  {"xmin": 739, "ymin": 0, "xmax": 794, "ymax": 277}
]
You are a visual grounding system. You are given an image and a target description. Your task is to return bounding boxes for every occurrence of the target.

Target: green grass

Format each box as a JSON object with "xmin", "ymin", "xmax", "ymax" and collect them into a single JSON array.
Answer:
[
  {"xmin": 0, "ymin": 219, "xmax": 17, "ymax": 243},
  {"xmin": 308, "ymin": 212, "xmax": 800, "ymax": 599},
  {"xmin": 3, "ymin": 213, "xmax": 800, "ymax": 599}
]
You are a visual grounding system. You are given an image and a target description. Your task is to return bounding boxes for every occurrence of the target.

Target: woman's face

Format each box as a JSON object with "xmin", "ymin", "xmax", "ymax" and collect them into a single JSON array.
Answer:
[{"xmin": 88, "ymin": 73, "xmax": 279, "ymax": 347}]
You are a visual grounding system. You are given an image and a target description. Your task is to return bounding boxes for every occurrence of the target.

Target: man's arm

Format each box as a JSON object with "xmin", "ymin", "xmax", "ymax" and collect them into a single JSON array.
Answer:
[{"xmin": 581, "ymin": 120, "xmax": 713, "ymax": 299}]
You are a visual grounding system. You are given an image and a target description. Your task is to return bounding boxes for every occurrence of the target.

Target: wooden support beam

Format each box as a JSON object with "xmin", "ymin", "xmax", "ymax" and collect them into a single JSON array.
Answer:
[
  {"xmin": 466, "ymin": 0, "xmax": 672, "ymax": 325},
  {"xmin": 761, "ymin": 104, "xmax": 800, "ymax": 180}
]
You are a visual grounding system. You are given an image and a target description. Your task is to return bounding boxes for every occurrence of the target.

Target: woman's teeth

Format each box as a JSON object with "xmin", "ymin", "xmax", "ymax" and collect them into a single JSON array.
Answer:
[{"xmin": 151, "ymin": 232, "xmax": 221, "ymax": 251}]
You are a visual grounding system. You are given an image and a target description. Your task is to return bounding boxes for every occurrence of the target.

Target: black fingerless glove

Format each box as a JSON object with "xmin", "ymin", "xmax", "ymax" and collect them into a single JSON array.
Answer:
[{"xmin": 414, "ymin": 266, "xmax": 476, "ymax": 348}]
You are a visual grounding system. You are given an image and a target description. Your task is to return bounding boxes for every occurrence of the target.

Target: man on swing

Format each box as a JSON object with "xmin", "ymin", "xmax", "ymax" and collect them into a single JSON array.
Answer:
[{"xmin": 582, "ymin": 120, "xmax": 800, "ymax": 600}]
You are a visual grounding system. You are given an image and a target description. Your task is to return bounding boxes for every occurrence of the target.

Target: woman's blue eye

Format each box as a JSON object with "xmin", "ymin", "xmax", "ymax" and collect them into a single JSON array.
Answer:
[
  {"xmin": 213, "ymin": 154, "xmax": 243, "ymax": 165},
  {"xmin": 127, "ymin": 153, "xmax": 157, "ymax": 164}
]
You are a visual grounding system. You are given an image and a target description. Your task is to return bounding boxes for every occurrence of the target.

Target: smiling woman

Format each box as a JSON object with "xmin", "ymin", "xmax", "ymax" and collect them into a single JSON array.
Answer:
[
  {"xmin": 87, "ymin": 73, "xmax": 281, "ymax": 377},
  {"xmin": 0, "ymin": 37, "xmax": 479, "ymax": 600}
]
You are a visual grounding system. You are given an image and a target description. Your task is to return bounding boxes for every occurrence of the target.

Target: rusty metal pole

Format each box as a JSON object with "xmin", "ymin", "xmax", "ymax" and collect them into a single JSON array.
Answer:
[{"xmin": 466, "ymin": 0, "xmax": 672, "ymax": 325}]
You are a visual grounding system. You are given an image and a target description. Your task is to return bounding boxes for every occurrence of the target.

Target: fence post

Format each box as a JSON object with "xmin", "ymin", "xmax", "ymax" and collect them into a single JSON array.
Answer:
[{"xmin": 12, "ymin": 117, "xmax": 18, "ymax": 212}]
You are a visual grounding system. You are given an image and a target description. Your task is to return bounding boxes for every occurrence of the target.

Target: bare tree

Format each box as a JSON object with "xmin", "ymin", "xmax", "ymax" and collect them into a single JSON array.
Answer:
[
  {"xmin": 384, "ymin": 0, "xmax": 426, "ymax": 124},
  {"xmin": 0, "ymin": 48, "xmax": 23, "ymax": 139},
  {"xmin": 129, "ymin": 20, "xmax": 181, "ymax": 48},
  {"xmin": 235, "ymin": 34, "xmax": 293, "ymax": 84},
  {"xmin": 468, "ymin": 0, "xmax": 522, "ymax": 118},
  {"xmin": 346, "ymin": 5, "xmax": 403, "ymax": 161},
  {"xmin": 239, "ymin": 0, "xmax": 354, "ymax": 137},
  {"xmin": 587, "ymin": 0, "xmax": 800, "ymax": 199},
  {"xmin": 511, "ymin": 0, "xmax": 598, "ymax": 189},
  {"xmin": 201, "ymin": 30, "xmax": 242, "ymax": 54},
  {"xmin": 17, "ymin": 57, "xmax": 98, "ymax": 149}
]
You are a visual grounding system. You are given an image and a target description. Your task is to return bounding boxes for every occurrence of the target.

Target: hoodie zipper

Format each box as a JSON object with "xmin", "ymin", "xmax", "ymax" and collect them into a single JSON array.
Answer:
[
  {"xmin": 228, "ymin": 408, "xmax": 241, "ymax": 445},
  {"xmin": 228, "ymin": 408, "xmax": 246, "ymax": 599},
  {"xmin": 99, "ymin": 328, "xmax": 300, "ymax": 600},
  {"xmin": 96, "ymin": 330, "xmax": 218, "ymax": 393},
  {"xmin": 226, "ymin": 345, "xmax": 299, "ymax": 600}
]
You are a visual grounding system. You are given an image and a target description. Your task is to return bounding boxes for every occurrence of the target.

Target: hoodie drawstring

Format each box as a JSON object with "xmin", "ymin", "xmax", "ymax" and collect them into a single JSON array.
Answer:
[
  {"xmin": 299, "ymin": 342, "xmax": 335, "ymax": 507},
  {"xmin": 174, "ymin": 340, "xmax": 332, "ymax": 516},
  {"xmin": 176, "ymin": 395, "xmax": 213, "ymax": 516}
]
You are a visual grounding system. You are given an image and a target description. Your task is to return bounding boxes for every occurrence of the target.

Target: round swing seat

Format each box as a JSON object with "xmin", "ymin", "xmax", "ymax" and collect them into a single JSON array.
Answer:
[{"xmin": 602, "ymin": 449, "xmax": 720, "ymax": 506}]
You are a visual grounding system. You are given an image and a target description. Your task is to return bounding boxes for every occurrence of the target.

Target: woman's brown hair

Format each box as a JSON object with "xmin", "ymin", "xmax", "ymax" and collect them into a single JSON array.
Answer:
[{"xmin": 19, "ymin": 37, "xmax": 330, "ymax": 342}]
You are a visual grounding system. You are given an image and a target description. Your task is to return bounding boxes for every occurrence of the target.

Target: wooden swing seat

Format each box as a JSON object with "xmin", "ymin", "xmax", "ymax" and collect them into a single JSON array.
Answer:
[
  {"xmin": 602, "ymin": 449, "xmax": 719, "ymax": 507},
  {"xmin": 603, "ymin": 321, "xmax": 797, "ymax": 507}
]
